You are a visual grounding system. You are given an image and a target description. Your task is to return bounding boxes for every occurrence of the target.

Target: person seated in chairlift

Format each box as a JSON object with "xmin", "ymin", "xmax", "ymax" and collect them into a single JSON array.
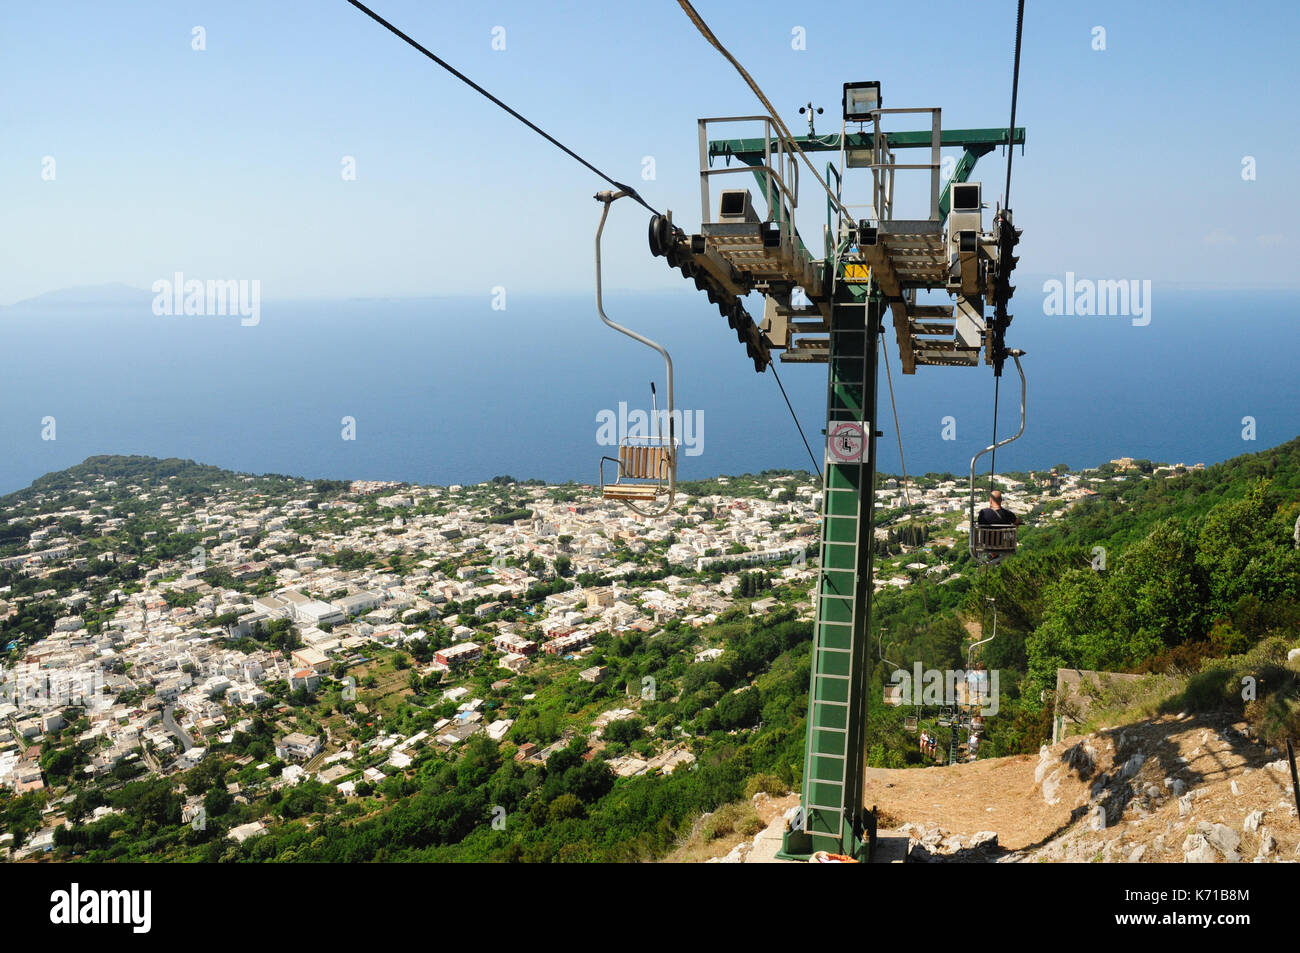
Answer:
[
  {"xmin": 968, "ymin": 662, "xmax": 990, "ymax": 704},
  {"xmin": 977, "ymin": 490, "xmax": 1020, "ymax": 527}
]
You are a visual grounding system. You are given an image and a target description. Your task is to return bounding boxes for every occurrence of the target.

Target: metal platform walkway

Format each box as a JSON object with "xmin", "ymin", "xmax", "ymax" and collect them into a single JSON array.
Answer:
[{"xmin": 656, "ymin": 112, "xmax": 1022, "ymax": 374}]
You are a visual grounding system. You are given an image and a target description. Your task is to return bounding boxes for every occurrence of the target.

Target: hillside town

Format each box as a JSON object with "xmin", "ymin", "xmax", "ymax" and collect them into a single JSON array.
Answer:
[{"xmin": 0, "ymin": 457, "xmax": 1165, "ymax": 858}]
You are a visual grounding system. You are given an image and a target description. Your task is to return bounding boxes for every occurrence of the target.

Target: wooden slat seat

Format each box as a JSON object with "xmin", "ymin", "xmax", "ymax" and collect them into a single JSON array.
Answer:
[
  {"xmin": 600, "ymin": 442, "xmax": 675, "ymax": 507},
  {"xmin": 603, "ymin": 484, "xmax": 662, "ymax": 501},
  {"xmin": 618, "ymin": 445, "xmax": 672, "ymax": 481},
  {"xmin": 974, "ymin": 524, "xmax": 1017, "ymax": 555}
]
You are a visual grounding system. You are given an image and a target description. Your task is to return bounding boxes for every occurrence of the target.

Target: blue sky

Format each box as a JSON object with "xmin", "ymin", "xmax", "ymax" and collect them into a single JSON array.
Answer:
[{"xmin": 2, "ymin": 0, "xmax": 1298, "ymax": 304}]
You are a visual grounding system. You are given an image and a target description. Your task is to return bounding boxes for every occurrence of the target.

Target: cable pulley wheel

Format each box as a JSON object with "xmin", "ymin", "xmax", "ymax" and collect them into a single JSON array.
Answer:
[{"xmin": 648, "ymin": 214, "xmax": 671, "ymax": 258}]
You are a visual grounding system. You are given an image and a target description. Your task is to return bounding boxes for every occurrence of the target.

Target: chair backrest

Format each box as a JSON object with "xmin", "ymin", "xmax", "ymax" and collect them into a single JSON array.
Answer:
[
  {"xmin": 975, "ymin": 524, "xmax": 1017, "ymax": 553},
  {"xmin": 619, "ymin": 444, "xmax": 672, "ymax": 481}
]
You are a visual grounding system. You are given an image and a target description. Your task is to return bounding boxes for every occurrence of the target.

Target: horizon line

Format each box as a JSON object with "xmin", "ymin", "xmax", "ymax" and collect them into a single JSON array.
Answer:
[{"xmin": 6, "ymin": 279, "xmax": 1300, "ymax": 310}]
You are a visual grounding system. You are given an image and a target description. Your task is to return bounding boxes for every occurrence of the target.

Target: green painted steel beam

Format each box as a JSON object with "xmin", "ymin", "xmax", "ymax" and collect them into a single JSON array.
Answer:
[
  {"xmin": 743, "ymin": 166, "xmax": 819, "ymax": 264},
  {"xmin": 937, "ymin": 145, "xmax": 993, "ymax": 219},
  {"xmin": 708, "ymin": 127, "xmax": 1025, "ymax": 164},
  {"xmin": 778, "ymin": 285, "xmax": 881, "ymax": 862}
]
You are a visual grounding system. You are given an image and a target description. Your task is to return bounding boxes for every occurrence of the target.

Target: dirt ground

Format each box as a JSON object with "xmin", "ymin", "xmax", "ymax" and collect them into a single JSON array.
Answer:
[
  {"xmin": 865, "ymin": 753, "xmax": 1065, "ymax": 851},
  {"xmin": 867, "ymin": 711, "xmax": 1300, "ymax": 862},
  {"xmin": 692, "ymin": 711, "xmax": 1300, "ymax": 862}
]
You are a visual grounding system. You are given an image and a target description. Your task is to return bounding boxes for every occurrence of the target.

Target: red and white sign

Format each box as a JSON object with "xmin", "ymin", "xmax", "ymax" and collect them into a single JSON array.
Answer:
[{"xmin": 827, "ymin": 421, "xmax": 867, "ymax": 464}]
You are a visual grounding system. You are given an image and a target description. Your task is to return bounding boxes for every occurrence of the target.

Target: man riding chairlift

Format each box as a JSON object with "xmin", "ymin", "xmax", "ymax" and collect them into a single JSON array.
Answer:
[{"xmin": 976, "ymin": 490, "xmax": 1020, "ymax": 529}]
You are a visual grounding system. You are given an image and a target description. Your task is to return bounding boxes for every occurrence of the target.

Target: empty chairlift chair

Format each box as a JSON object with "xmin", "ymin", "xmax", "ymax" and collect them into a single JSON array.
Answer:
[
  {"xmin": 593, "ymin": 189, "xmax": 678, "ymax": 518},
  {"xmin": 601, "ymin": 382, "xmax": 676, "ymax": 505}
]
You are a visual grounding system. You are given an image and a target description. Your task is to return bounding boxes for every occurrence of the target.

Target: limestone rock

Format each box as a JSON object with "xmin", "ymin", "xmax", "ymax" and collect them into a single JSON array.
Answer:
[
  {"xmin": 1205, "ymin": 823, "xmax": 1242, "ymax": 862},
  {"xmin": 1120, "ymin": 753, "xmax": 1145, "ymax": 779},
  {"xmin": 715, "ymin": 840, "xmax": 751, "ymax": 863},
  {"xmin": 1040, "ymin": 766, "xmax": 1063, "ymax": 805},
  {"xmin": 939, "ymin": 835, "xmax": 963, "ymax": 853},
  {"xmin": 1184, "ymin": 836, "xmax": 1218, "ymax": 864},
  {"xmin": 1034, "ymin": 748, "xmax": 1054, "ymax": 785}
]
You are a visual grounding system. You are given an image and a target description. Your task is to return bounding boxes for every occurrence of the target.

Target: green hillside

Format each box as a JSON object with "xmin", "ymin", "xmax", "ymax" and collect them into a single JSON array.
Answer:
[{"xmin": 4, "ymin": 438, "xmax": 1299, "ymax": 862}]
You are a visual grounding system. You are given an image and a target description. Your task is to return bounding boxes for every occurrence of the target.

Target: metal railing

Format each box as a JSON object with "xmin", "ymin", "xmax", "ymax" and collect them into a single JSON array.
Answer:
[
  {"xmin": 698, "ymin": 116, "xmax": 799, "ymax": 247},
  {"xmin": 839, "ymin": 108, "xmax": 942, "ymax": 224}
]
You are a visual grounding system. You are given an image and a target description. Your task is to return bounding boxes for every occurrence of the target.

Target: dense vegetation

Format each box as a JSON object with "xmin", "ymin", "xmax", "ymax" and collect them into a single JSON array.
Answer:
[
  {"xmin": 5, "ymin": 437, "xmax": 1300, "ymax": 862},
  {"xmin": 875, "ymin": 436, "xmax": 1300, "ymax": 759}
]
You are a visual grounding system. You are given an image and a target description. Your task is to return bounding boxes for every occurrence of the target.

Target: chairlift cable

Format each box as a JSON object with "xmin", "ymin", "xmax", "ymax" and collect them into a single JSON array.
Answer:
[
  {"xmin": 1003, "ymin": 0, "xmax": 1026, "ymax": 210},
  {"xmin": 990, "ymin": 0, "xmax": 1025, "ymax": 487},
  {"xmin": 676, "ymin": 0, "xmax": 856, "ymax": 224},
  {"xmin": 764, "ymin": 343, "xmax": 823, "ymax": 481},
  {"xmin": 879, "ymin": 335, "xmax": 911, "ymax": 509},
  {"xmin": 989, "ymin": 373, "xmax": 1000, "ymax": 487},
  {"xmin": 345, "ymin": 0, "xmax": 661, "ymax": 216}
]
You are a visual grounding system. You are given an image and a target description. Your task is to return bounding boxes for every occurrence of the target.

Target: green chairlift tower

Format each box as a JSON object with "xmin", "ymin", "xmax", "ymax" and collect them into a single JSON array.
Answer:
[
  {"xmin": 344, "ymin": 0, "xmax": 1030, "ymax": 864},
  {"xmin": 645, "ymin": 83, "xmax": 1025, "ymax": 861}
]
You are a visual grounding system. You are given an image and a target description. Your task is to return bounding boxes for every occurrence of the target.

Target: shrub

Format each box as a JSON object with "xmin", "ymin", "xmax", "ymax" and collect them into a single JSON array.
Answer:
[
  {"xmin": 548, "ymin": 793, "xmax": 585, "ymax": 822},
  {"xmin": 743, "ymin": 773, "xmax": 788, "ymax": 799},
  {"xmin": 1180, "ymin": 668, "xmax": 1240, "ymax": 713}
]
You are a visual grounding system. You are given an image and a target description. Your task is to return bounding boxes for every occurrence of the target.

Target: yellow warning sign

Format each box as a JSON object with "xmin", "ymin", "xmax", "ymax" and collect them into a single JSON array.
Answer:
[{"xmin": 843, "ymin": 263, "xmax": 871, "ymax": 282}]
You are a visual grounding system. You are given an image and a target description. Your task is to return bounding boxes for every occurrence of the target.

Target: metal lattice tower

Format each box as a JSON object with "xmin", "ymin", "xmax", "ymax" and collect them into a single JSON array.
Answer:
[
  {"xmin": 777, "ymin": 290, "xmax": 880, "ymax": 858},
  {"xmin": 647, "ymin": 99, "xmax": 1025, "ymax": 861}
]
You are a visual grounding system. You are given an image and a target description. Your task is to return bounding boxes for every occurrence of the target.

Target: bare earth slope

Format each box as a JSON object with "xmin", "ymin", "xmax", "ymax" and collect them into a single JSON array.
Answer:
[
  {"xmin": 867, "ymin": 712, "xmax": 1300, "ymax": 862},
  {"xmin": 696, "ymin": 711, "xmax": 1300, "ymax": 863}
]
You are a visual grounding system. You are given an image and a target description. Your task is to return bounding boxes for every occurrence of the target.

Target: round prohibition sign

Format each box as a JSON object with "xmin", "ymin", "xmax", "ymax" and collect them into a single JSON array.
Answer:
[{"xmin": 828, "ymin": 422, "xmax": 866, "ymax": 464}]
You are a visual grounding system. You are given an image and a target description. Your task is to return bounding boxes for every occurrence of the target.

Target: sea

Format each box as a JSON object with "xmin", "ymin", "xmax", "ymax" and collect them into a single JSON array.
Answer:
[{"xmin": 1, "ymin": 283, "xmax": 1295, "ymax": 495}]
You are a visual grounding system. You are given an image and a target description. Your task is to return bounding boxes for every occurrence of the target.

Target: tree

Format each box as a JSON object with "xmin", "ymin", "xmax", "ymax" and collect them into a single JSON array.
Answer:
[
  {"xmin": 1112, "ymin": 519, "xmax": 1205, "ymax": 646},
  {"xmin": 0, "ymin": 792, "xmax": 47, "ymax": 850},
  {"xmin": 40, "ymin": 746, "xmax": 76, "ymax": 782},
  {"xmin": 603, "ymin": 717, "xmax": 645, "ymax": 745},
  {"xmin": 548, "ymin": 793, "xmax": 585, "ymax": 822},
  {"xmin": 1197, "ymin": 480, "xmax": 1298, "ymax": 615},
  {"xmin": 717, "ymin": 688, "xmax": 762, "ymax": 730},
  {"xmin": 1026, "ymin": 568, "xmax": 1163, "ymax": 702},
  {"xmin": 204, "ymin": 786, "xmax": 233, "ymax": 818}
]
